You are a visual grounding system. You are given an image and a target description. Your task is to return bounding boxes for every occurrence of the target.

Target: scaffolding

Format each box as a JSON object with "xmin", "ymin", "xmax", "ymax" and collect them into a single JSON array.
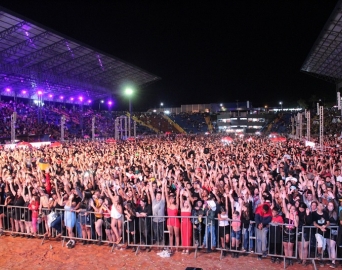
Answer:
[
  {"xmin": 10, "ymin": 112, "xmax": 16, "ymax": 143},
  {"xmin": 92, "ymin": 117, "xmax": 95, "ymax": 141},
  {"xmin": 305, "ymin": 110, "xmax": 310, "ymax": 141},
  {"xmin": 61, "ymin": 115, "xmax": 66, "ymax": 141},
  {"xmin": 319, "ymin": 106, "xmax": 324, "ymax": 150},
  {"xmin": 114, "ymin": 115, "xmax": 136, "ymax": 140}
]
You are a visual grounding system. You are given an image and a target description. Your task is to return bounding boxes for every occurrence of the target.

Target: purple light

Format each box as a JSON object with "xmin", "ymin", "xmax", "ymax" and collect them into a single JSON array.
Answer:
[
  {"xmin": 5, "ymin": 88, "xmax": 10, "ymax": 92},
  {"xmin": 88, "ymin": 99, "xmax": 92, "ymax": 103},
  {"xmin": 60, "ymin": 96, "xmax": 64, "ymax": 100},
  {"xmin": 37, "ymin": 90, "xmax": 43, "ymax": 95},
  {"xmin": 22, "ymin": 90, "xmax": 27, "ymax": 94},
  {"xmin": 108, "ymin": 101, "xmax": 113, "ymax": 106},
  {"xmin": 70, "ymin": 97, "xmax": 74, "ymax": 101},
  {"xmin": 49, "ymin": 94, "xmax": 53, "ymax": 98},
  {"xmin": 79, "ymin": 96, "xmax": 83, "ymax": 101}
]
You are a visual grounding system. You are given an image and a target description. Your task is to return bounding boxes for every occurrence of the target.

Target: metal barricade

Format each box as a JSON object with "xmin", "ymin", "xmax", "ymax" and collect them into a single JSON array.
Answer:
[
  {"xmin": 0, "ymin": 204, "xmax": 126, "ymax": 251},
  {"xmin": 302, "ymin": 225, "xmax": 341, "ymax": 269},
  {"xmin": 215, "ymin": 220, "xmax": 299, "ymax": 269},
  {"xmin": 126, "ymin": 215, "xmax": 207, "ymax": 258}
]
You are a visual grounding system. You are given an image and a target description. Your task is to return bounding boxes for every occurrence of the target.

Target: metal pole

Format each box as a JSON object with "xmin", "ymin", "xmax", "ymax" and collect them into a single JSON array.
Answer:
[
  {"xmin": 299, "ymin": 112, "xmax": 303, "ymax": 139},
  {"xmin": 129, "ymin": 98, "xmax": 132, "ymax": 137},
  {"xmin": 291, "ymin": 116, "xmax": 295, "ymax": 135},
  {"xmin": 91, "ymin": 117, "xmax": 95, "ymax": 141},
  {"xmin": 11, "ymin": 112, "xmax": 16, "ymax": 143},
  {"xmin": 306, "ymin": 110, "xmax": 310, "ymax": 141},
  {"xmin": 319, "ymin": 106, "xmax": 324, "ymax": 151},
  {"xmin": 61, "ymin": 115, "xmax": 65, "ymax": 142}
]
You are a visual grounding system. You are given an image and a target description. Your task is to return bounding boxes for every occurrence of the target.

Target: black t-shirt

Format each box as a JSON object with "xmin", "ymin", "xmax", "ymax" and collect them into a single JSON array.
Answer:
[
  {"xmin": 137, "ymin": 204, "xmax": 152, "ymax": 216},
  {"xmin": 312, "ymin": 211, "xmax": 330, "ymax": 236},
  {"xmin": 13, "ymin": 195, "xmax": 25, "ymax": 206}
]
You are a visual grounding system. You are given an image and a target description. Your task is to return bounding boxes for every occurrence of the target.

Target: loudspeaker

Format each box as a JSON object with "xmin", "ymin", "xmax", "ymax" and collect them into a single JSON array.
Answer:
[{"xmin": 203, "ymin": 148, "xmax": 210, "ymax": 154}]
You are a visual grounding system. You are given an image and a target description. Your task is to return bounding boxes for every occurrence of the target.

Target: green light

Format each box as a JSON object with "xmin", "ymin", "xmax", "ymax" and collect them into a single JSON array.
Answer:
[{"xmin": 125, "ymin": 88, "xmax": 133, "ymax": 96}]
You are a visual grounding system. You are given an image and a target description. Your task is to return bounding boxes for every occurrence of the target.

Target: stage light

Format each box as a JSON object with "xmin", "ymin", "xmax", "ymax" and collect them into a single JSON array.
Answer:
[
  {"xmin": 37, "ymin": 90, "xmax": 42, "ymax": 95},
  {"xmin": 108, "ymin": 101, "xmax": 112, "ymax": 105},
  {"xmin": 22, "ymin": 90, "xmax": 27, "ymax": 94},
  {"xmin": 79, "ymin": 96, "xmax": 83, "ymax": 101},
  {"xmin": 101, "ymin": 100, "xmax": 104, "ymax": 103},
  {"xmin": 60, "ymin": 96, "xmax": 64, "ymax": 100},
  {"xmin": 88, "ymin": 100, "xmax": 91, "ymax": 103},
  {"xmin": 49, "ymin": 94, "xmax": 53, "ymax": 98},
  {"xmin": 5, "ymin": 88, "xmax": 10, "ymax": 92},
  {"xmin": 125, "ymin": 88, "xmax": 133, "ymax": 96},
  {"xmin": 70, "ymin": 97, "xmax": 74, "ymax": 101}
]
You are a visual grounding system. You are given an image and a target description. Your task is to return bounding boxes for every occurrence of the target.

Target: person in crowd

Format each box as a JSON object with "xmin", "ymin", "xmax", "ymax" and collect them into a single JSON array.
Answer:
[
  {"xmin": 180, "ymin": 188, "xmax": 192, "ymax": 254},
  {"xmin": 255, "ymin": 201, "xmax": 272, "ymax": 260},
  {"xmin": 164, "ymin": 184, "xmax": 180, "ymax": 253},
  {"xmin": 297, "ymin": 202, "xmax": 312, "ymax": 266},
  {"xmin": 326, "ymin": 201, "xmax": 338, "ymax": 268},
  {"xmin": 313, "ymin": 202, "xmax": 330, "ymax": 266},
  {"xmin": 201, "ymin": 199, "xmax": 217, "ymax": 253},
  {"xmin": 191, "ymin": 200, "xmax": 204, "ymax": 248},
  {"xmin": 136, "ymin": 197, "xmax": 152, "ymax": 252},
  {"xmin": 269, "ymin": 206, "xmax": 283, "ymax": 264},
  {"xmin": 281, "ymin": 191, "xmax": 299, "ymax": 266},
  {"xmin": 149, "ymin": 179, "xmax": 165, "ymax": 247},
  {"xmin": 218, "ymin": 194, "xmax": 230, "ymax": 255}
]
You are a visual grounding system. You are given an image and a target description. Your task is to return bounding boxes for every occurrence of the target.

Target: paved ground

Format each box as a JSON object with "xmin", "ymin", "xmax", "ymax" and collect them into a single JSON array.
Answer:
[{"xmin": 0, "ymin": 236, "xmax": 322, "ymax": 270}]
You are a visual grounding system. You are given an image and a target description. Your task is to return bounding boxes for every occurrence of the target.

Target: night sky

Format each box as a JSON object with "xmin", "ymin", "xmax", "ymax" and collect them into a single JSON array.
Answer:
[{"xmin": 0, "ymin": 1, "xmax": 339, "ymax": 111}]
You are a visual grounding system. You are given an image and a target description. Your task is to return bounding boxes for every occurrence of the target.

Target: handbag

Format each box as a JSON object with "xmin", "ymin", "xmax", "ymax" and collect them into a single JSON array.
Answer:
[{"xmin": 47, "ymin": 211, "xmax": 58, "ymax": 226}]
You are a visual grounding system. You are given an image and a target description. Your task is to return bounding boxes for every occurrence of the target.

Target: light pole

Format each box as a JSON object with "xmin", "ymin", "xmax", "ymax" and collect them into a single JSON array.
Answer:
[
  {"xmin": 160, "ymin": 102, "xmax": 163, "ymax": 113},
  {"xmin": 279, "ymin": 101, "xmax": 283, "ymax": 110},
  {"xmin": 264, "ymin": 105, "xmax": 268, "ymax": 112},
  {"xmin": 99, "ymin": 100, "xmax": 104, "ymax": 111},
  {"xmin": 125, "ymin": 88, "xmax": 134, "ymax": 137}
]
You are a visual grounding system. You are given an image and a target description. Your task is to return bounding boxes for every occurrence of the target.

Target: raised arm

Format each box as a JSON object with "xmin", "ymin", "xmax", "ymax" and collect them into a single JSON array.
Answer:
[{"xmin": 149, "ymin": 181, "xmax": 155, "ymax": 201}]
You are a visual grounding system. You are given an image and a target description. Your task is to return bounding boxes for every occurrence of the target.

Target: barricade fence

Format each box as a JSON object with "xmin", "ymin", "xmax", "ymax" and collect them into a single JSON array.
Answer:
[
  {"xmin": 0, "ymin": 205, "xmax": 127, "ymax": 252},
  {"xmin": 302, "ymin": 225, "xmax": 342, "ymax": 266},
  {"xmin": 1, "ymin": 204, "xmax": 342, "ymax": 266}
]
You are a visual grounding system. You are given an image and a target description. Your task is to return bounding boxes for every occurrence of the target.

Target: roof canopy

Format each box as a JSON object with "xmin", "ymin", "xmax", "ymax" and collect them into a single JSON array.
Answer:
[
  {"xmin": 301, "ymin": 0, "xmax": 342, "ymax": 83},
  {"xmin": 0, "ymin": 8, "xmax": 159, "ymax": 103}
]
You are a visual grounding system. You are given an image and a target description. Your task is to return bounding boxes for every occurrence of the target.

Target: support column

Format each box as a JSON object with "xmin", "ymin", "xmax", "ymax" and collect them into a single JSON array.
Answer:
[
  {"xmin": 319, "ymin": 106, "xmax": 324, "ymax": 151},
  {"xmin": 11, "ymin": 112, "xmax": 16, "ymax": 143},
  {"xmin": 91, "ymin": 117, "xmax": 95, "ymax": 141},
  {"xmin": 61, "ymin": 115, "xmax": 65, "ymax": 141}
]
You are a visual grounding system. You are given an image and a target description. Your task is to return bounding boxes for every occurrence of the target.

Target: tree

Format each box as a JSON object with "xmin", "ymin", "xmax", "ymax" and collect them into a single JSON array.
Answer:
[{"xmin": 297, "ymin": 99, "xmax": 308, "ymax": 109}]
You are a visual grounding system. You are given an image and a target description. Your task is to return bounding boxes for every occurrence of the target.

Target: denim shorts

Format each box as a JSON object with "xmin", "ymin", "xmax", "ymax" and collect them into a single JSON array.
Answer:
[{"xmin": 231, "ymin": 230, "xmax": 241, "ymax": 240}]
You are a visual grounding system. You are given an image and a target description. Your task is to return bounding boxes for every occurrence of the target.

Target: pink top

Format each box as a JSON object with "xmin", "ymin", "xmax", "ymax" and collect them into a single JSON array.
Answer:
[{"xmin": 231, "ymin": 215, "xmax": 241, "ymax": 231}]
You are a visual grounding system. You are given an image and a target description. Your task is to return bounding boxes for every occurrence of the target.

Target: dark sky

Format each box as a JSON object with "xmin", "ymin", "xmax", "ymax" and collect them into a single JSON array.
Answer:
[{"xmin": 0, "ymin": 0, "xmax": 339, "ymax": 110}]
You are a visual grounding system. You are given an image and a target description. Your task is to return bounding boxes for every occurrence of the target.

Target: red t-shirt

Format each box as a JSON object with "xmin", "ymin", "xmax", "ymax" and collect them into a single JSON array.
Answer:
[
  {"xmin": 272, "ymin": 215, "xmax": 284, "ymax": 224},
  {"xmin": 28, "ymin": 201, "xmax": 40, "ymax": 218}
]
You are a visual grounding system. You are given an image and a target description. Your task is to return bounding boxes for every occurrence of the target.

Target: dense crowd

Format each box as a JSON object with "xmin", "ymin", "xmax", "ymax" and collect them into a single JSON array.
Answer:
[{"xmin": 0, "ymin": 134, "xmax": 342, "ymax": 266}]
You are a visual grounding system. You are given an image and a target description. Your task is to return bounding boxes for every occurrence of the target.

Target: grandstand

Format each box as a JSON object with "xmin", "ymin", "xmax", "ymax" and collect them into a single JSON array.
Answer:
[
  {"xmin": 0, "ymin": 7, "xmax": 159, "ymax": 105},
  {"xmin": 301, "ymin": 0, "xmax": 342, "ymax": 91}
]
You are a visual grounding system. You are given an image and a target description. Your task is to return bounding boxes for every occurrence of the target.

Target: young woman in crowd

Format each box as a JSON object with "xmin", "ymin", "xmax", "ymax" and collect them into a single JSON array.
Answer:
[
  {"xmin": 180, "ymin": 188, "xmax": 192, "ymax": 254},
  {"xmin": 165, "ymin": 184, "xmax": 180, "ymax": 252}
]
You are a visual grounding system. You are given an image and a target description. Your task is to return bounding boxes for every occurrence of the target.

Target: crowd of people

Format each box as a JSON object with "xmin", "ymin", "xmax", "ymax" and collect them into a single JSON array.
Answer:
[{"xmin": 0, "ymin": 133, "xmax": 342, "ymax": 266}]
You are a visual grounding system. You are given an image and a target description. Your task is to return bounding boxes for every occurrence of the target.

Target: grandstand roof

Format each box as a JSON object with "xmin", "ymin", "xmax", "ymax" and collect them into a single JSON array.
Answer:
[
  {"xmin": 301, "ymin": 0, "xmax": 342, "ymax": 83},
  {"xmin": 0, "ymin": 7, "xmax": 160, "ymax": 103}
]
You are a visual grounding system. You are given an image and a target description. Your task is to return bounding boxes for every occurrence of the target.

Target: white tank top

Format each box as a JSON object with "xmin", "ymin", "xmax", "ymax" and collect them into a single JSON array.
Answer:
[
  {"xmin": 111, "ymin": 205, "xmax": 122, "ymax": 219},
  {"xmin": 219, "ymin": 213, "xmax": 229, "ymax": 227}
]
